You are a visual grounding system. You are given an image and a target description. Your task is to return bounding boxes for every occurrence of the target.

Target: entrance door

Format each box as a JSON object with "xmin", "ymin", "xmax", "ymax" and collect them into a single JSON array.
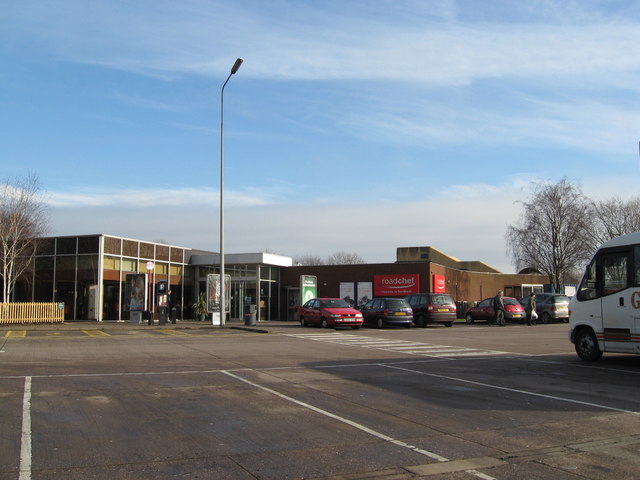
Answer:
[{"xmin": 231, "ymin": 280, "xmax": 245, "ymax": 321}]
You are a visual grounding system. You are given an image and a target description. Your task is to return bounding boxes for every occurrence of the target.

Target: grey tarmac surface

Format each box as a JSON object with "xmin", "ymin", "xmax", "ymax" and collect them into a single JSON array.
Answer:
[{"xmin": 1, "ymin": 319, "xmax": 640, "ymax": 480}]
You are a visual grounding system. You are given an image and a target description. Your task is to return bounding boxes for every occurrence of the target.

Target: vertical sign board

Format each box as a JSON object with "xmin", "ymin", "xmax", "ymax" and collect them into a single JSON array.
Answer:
[
  {"xmin": 207, "ymin": 274, "xmax": 231, "ymax": 312},
  {"xmin": 126, "ymin": 274, "xmax": 147, "ymax": 311},
  {"xmin": 339, "ymin": 282, "xmax": 355, "ymax": 306},
  {"xmin": 374, "ymin": 274, "xmax": 420, "ymax": 297},
  {"xmin": 433, "ymin": 274, "xmax": 446, "ymax": 293},
  {"xmin": 357, "ymin": 282, "xmax": 373, "ymax": 307},
  {"xmin": 300, "ymin": 275, "xmax": 317, "ymax": 305}
]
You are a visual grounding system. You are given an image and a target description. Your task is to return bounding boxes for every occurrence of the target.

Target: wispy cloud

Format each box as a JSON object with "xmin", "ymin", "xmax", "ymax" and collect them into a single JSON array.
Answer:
[
  {"xmin": 6, "ymin": 1, "xmax": 640, "ymax": 85},
  {"xmin": 46, "ymin": 186, "xmax": 279, "ymax": 208}
]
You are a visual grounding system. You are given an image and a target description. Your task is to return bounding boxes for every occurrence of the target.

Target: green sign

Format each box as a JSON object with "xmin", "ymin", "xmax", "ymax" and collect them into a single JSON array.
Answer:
[{"xmin": 300, "ymin": 275, "xmax": 317, "ymax": 304}]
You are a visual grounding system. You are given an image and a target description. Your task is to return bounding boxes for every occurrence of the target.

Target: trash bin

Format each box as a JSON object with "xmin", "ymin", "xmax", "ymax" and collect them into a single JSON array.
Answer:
[
  {"xmin": 244, "ymin": 304, "xmax": 257, "ymax": 326},
  {"xmin": 170, "ymin": 307, "xmax": 177, "ymax": 324},
  {"xmin": 130, "ymin": 311, "xmax": 142, "ymax": 325},
  {"xmin": 158, "ymin": 307, "xmax": 167, "ymax": 325}
]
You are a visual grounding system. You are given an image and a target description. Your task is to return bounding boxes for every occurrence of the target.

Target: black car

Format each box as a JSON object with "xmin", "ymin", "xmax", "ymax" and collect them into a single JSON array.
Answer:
[
  {"xmin": 404, "ymin": 293, "xmax": 457, "ymax": 327},
  {"xmin": 359, "ymin": 298, "xmax": 413, "ymax": 328}
]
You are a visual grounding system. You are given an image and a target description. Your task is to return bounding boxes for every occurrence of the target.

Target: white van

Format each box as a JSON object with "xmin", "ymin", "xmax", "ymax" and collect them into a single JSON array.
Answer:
[{"xmin": 569, "ymin": 231, "xmax": 640, "ymax": 361}]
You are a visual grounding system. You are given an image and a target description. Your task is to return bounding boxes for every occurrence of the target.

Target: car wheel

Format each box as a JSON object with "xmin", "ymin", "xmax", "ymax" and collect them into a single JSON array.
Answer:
[
  {"xmin": 562, "ymin": 318, "xmax": 569, "ymax": 323},
  {"xmin": 405, "ymin": 322, "xmax": 412, "ymax": 328},
  {"xmin": 465, "ymin": 313, "xmax": 474, "ymax": 324},
  {"xmin": 351, "ymin": 325, "xmax": 360, "ymax": 329},
  {"xmin": 418, "ymin": 315, "xmax": 426, "ymax": 327},
  {"xmin": 321, "ymin": 318, "xmax": 328, "ymax": 329},
  {"xmin": 444, "ymin": 322, "xmax": 453, "ymax": 327},
  {"xmin": 574, "ymin": 328, "xmax": 603, "ymax": 361},
  {"xmin": 541, "ymin": 312, "xmax": 551, "ymax": 324},
  {"xmin": 300, "ymin": 317, "xmax": 306, "ymax": 327},
  {"xmin": 377, "ymin": 318, "xmax": 384, "ymax": 329}
]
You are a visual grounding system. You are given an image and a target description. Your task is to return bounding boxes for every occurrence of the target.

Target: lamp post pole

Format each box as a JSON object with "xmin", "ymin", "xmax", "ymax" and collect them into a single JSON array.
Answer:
[{"xmin": 218, "ymin": 57, "xmax": 243, "ymax": 326}]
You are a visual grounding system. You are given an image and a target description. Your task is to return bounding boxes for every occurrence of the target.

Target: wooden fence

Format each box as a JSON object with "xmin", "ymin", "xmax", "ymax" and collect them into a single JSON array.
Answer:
[{"xmin": 0, "ymin": 302, "xmax": 65, "ymax": 324}]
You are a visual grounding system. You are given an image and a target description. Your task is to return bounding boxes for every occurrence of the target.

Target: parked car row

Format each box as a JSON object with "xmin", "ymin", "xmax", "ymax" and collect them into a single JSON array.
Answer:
[
  {"xmin": 297, "ymin": 294, "xmax": 458, "ymax": 329},
  {"xmin": 518, "ymin": 293, "xmax": 570, "ymax": 323},
  {"xmin": 463, "ymin": 293, "xmax": 570, "ymax": 324},
  {"xmin": 464, "ymin": 297, "xmax": 525, "ymax": 324},
  {"xmin": 296, "ymin": 292, "xmax": 570, "ymax": 330}
]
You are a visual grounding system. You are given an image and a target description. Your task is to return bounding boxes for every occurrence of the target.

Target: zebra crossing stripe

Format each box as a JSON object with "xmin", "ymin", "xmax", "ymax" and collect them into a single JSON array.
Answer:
[{"xmin": 284, "ymin": 332, "xmax": 511, "ymax": 357}]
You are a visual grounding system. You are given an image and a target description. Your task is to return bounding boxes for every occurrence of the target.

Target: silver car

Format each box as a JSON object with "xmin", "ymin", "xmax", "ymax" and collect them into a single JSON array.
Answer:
[{"xmin": 520, "ymin": 293, "xmax": 570, "ymax": 323}]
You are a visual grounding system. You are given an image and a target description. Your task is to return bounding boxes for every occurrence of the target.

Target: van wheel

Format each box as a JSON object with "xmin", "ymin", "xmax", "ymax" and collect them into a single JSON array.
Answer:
[
  {"xmin": 444, "ymin": 322, "xmax": 453, "ymax": 327},
  {"xmin": 417, "ymin": 315, "xmax": 426, "ymax": 327},
  {"xmin": 465, "ymin": 313, "xmax": 474, "ymax": 324},
  {"xmin": 574, "ymin": 328, "xmax": 603, "ymax": 361},
  {"xmin": 377, "ymin": 318, "xmax": 384, "ymax": 329}
]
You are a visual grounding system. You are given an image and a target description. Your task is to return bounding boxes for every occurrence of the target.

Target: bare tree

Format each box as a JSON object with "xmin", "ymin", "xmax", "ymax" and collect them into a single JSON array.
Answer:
[
  {"xmin": 0, "ymin": 174, "xmax": 49, "ymax": 302},
  {"xmin": 590, "ymin": 196, "xmax": 640, "ymax": 246},
  {"xmin": 293, "ymin": 255, "xmax": 325, "ymax": 266},
  {"xmin": 326, "ymin": 251, "xmax": 366, "ymax": 265},
  {"xmin": 506, "ymin": 177, "xmax": 594, "ymax": 291}
]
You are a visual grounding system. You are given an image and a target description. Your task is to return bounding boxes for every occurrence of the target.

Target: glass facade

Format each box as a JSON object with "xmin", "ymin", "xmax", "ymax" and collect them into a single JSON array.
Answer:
[
  {"xmin": 15, "ymin": 234, "xmax": 287, "ymax": 323},
  {"xmin": 193, "ymin": 261, "xmax": 283, "ymax": 322},
  {"xmin": 16, "ymin": 235, "xmax": 190, "ymax": 322}
]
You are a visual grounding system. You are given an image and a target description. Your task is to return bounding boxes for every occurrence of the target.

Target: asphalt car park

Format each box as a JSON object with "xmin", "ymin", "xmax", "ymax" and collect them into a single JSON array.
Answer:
[{"xmin": 1, "ymin": 321, "xmax": 640, "ymax": 480}]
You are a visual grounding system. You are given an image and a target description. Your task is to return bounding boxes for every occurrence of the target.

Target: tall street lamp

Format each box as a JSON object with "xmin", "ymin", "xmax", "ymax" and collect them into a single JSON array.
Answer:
[{"xmin": 218, "ymin": 57, "xmax": 243, "ymax": 326}]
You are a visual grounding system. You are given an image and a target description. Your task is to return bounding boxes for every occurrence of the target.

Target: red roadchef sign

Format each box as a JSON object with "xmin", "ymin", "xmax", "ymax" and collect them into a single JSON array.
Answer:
[
  {"xmin": 433, "ymin": 274, "xmax": 446, "ymax": 293},
  {"xmin": 374, "ymin": 274, "xmax": 420, "ymax": 296}
]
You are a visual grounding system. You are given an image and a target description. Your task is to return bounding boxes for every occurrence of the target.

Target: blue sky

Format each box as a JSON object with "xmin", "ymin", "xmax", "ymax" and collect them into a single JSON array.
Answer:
[{"xmin": 2, "ymin": 0, "xmax": 640, "ymax": 272}]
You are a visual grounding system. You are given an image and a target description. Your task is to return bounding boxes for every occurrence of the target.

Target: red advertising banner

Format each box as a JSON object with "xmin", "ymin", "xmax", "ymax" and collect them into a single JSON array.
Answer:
[
  {"xmin": 374, "ymin": 274, "xmax": 420, "ymax": 296},
  {"xmin": 433, "ymin": 274, "xmax": 446, "ymax": 293}
]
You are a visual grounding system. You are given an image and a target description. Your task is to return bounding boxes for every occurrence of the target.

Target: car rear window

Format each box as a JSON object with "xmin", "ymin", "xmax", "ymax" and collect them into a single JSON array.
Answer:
[
  {"xmin": 387, "ymin": 299, "xmax": 409, "ymax": 308},
  {"xmin": 430, "ymin": 295, "xmax": 454, "ymax": 305},
  {"xmin": 552, "ymin": 295, "xmax": 570, "ymax": 303}
]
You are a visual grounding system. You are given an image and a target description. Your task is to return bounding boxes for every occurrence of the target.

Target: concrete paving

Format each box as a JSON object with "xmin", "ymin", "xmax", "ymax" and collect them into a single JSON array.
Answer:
[{"xmin": 1, "ymin": 322, "xmax": 639, "ymax": 479}]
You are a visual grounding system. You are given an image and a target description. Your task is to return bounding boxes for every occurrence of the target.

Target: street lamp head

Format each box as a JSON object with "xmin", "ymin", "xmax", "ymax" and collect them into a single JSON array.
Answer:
[{"xmin": 231, "ymin": 58, "xmax": 244, "ymax": 74}]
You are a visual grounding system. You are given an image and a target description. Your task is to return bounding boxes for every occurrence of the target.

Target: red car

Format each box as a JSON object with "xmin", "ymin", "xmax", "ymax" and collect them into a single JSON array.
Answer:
[
  {"xmin": 298, "ymin": 298, "xmax": 363, "ymax": 329},
  {"xmin": 465, "ymin": 297, "xmax": 525, "ymax": 324}
]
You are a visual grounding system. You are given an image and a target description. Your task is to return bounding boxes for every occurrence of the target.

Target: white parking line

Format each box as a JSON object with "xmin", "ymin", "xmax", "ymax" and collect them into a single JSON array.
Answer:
[
  {"xmin": 222, "ymin": 369, "xmax": 448, "ymax": 461},
  {"xmin": 19, "ymin": 376, "xmax": 31, "ymax": 480},
  {"xmin": 383, "ymin": 364, "xmax": 638, "ymax": 414},
  {"xmin": 222, "ymin": 370, "xmax": 497, "ymax": 480}
]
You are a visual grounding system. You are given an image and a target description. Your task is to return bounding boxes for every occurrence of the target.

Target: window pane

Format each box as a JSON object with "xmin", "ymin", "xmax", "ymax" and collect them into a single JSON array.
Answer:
[
  {"xmin": 36, "ymin": 238, "xmax": 55, "ymax": 255},
  {"xmin": 121, "ymin": 258, "xmax": 137, "ymax": 272},
  {"xmin": 104, "ymin": 236, "xmax": 121, "ymax": 255},
  {"xmin": 56, "ymin": 237, "xmax": 76, "ymax": 255},
  {"xmin": 156, "ymin": 245, "xmax": 169, "ymax": 261},
  {"xmin": 78, "ymin": 236, "xmax": 99, "ymax": 254},
  {"xmin": 123, "ymin": 240, "xmax": 138, "ymax": 257},
  {"xmin": 104, "ymin": 256, "xmax": 121, "ymax": 271},
  {"xmin": 603, "ymin": 254, "xmax": 628, "ymax": 295},
  {"xmin": 140, "ymin": 242, "xmax": 154, "ymax": 259}
]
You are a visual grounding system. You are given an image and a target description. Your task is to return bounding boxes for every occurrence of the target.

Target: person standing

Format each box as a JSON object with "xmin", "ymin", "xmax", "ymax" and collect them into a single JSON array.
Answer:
[
  {"xmin": 493, "ymin": 290, "xmax": 506, "ymax": 326},
  {"xmin": 526, "ymin": 292, "xmax": 537, "ymax": 326}
]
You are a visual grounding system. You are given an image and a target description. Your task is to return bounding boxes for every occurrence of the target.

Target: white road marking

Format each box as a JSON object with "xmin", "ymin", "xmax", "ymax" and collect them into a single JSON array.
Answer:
[
  {"xmin": 383, "ymin": 364, "xmax": 638, "ymax": 414},
  {"xmin": 222, "ymin": 369, "xmax": 449, "ymax": 461},
  {"xmin": 285, "ymin": 332, "xmax": 510, "ymax": 358},
  {"xmin": 19, "ymin": 376, "xmax": 32, "ymax": 480},
  {"xmin": 222, "ymin": 370, "xmax": 497, "ymax": 479}
]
